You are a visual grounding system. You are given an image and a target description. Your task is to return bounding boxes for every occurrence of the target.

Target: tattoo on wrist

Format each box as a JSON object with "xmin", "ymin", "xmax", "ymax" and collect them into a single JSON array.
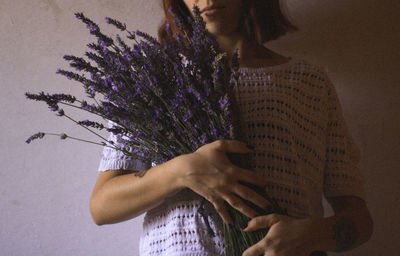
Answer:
[
  {"xmin": 333, "ymin": 215, "xmax": 359, "ymax": 252},
  {"xmin": 134, "ymin": 170, "xmax": 147, "ymax": 178}
]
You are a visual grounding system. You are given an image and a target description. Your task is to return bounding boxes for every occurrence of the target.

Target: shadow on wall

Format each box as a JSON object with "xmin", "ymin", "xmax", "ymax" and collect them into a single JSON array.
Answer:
[{"xmin": 273, "ymin": 0, "xmax": 399, "ymax": 76}]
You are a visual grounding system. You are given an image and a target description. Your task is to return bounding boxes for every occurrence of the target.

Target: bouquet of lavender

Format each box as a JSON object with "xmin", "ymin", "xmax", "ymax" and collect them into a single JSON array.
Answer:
[{"xmin": 25, "ymin": 6, "xmax": 286, "ymax": 255}]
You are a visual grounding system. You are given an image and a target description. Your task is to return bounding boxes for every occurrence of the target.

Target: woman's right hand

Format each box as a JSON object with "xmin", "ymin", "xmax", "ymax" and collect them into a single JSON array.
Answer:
[{"xmin": 175, "ymin": 139, "xmax": 272, "ymax": 226}]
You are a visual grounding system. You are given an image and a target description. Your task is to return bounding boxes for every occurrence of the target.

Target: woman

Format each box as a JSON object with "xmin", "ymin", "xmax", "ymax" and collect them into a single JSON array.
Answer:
[{"xmin": 90, "ymin": 0, "xmax": 373, "ymax": 255}]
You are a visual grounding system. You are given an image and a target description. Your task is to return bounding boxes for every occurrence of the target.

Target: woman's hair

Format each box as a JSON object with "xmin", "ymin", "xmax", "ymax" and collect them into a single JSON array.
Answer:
[{"xmin": 157, "ymin": 0, "xmax": 298, "ymax": 45}]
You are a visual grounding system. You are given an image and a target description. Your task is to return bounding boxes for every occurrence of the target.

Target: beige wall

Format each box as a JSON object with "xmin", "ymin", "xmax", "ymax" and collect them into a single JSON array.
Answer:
[{"xmin": 1, "ymin": 0, "xmax": 398, "ymax": 255}]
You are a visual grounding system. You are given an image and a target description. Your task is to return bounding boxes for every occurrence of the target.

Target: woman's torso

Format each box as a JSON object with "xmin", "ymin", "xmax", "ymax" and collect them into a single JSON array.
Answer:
[{"xmin": 139, "ymin": 57, "xmax": 332, "ymax": 255}]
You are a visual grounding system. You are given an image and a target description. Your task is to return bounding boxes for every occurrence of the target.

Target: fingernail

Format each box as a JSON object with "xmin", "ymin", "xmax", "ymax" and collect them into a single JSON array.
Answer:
[{"xmin": 246, "ymin": 144, "xmax": 255, "ymax": 150}]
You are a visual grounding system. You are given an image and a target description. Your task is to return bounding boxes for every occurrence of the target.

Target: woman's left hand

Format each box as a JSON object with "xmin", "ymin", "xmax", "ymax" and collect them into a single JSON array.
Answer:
[{"xmin": 242, "ymin": 214, "xmax": 316, "ymax": 256}]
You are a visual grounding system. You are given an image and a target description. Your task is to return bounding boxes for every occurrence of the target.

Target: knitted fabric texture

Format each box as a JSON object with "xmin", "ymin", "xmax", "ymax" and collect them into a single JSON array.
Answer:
[{"xmin": 97, "ymin": 57, "xmax": 366, "ymax": 255}]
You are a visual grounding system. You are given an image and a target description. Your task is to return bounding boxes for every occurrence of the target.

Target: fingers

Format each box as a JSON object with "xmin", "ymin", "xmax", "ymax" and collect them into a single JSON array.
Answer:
[
  {"xmin": 234, "ymin": 167, "xmax": 268, "ymax": 188},
  {"xmin": 243, "ymin": 214, "xmax": 281, "ymax": 232},
  {"xmin": 203, "ymin": 185, "xmax": 261, "ymax": 223},
  {"xmin": 212, "ymin": 139, "xmax": 253, "ymax": 154},
  {"xmin": 222, "ymin": 193, "xmax": 259, "ymax": 219},
  {"xmin": 233, "ymin": 184, "xmax": 271, "ymax": 211},
  {"xmin": 197, "ymin": 186, "xmax": 233, "ymax": 226},
  {"xmin": 209, "ymin": 198, "xmax": 233, "ymax": 226},
  {"xmin": 242, "ymin": 237, "xmax": 270, "ymax": 256}
]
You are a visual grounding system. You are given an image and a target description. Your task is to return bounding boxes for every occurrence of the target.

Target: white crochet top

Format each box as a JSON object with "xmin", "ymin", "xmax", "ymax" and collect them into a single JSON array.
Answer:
[{"xmin": 97, "ymin": 57, "xmax": 366, "ymax": 255}]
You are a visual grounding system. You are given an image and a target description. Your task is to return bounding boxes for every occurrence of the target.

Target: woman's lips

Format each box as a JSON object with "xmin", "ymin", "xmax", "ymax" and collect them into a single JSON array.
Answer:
[{"xmin": 203, "ymin": 7, "xmax": 225, "ymax": 16}]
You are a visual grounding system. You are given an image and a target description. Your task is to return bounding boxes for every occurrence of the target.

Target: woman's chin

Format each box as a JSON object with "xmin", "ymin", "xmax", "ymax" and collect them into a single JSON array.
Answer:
[{"xmin": 205, "ymin": 26, "xmax": 233, "ymax": 37}]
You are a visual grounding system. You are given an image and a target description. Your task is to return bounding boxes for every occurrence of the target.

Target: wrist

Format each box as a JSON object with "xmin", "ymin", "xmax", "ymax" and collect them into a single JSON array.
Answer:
[
  {"xmin": 306, "ymin": 218, "xmax": 324, "ymax": 251},
  {"xmin": 307, "ymin": 216, "xmax": 339, "ymax": 252},
  {"xmin": 168, "ymin": 154, "xmax": 190, "ymax": 190}
]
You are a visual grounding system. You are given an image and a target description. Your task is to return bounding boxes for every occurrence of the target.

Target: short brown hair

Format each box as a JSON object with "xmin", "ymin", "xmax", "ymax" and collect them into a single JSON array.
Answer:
[{"xmin": 157, "ymin": 0, "xmax": 298, "ymax": 45}]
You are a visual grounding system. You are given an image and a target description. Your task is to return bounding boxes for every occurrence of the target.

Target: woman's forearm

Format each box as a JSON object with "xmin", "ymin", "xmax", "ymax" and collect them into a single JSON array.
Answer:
[
  {"xmin": 90, "ymin": 155, "xmax": 187, "ymax": 225},
  {"xmin": 309, "ymin": 209, "xmax": 373, "ymax": 252}
]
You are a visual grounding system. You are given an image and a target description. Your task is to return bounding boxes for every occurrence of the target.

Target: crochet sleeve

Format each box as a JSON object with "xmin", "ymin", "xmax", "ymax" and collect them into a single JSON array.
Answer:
[
  {"xmin": 97, "ymin": 120, "xmax": 152, "ymax": 172},
  {"xmin": 322, "ymin": 70, "xmax": 367, "ymax": 200}
]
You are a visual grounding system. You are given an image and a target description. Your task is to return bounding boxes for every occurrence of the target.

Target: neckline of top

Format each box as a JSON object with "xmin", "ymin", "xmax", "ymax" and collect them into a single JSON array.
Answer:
[{"xmin": 238, "ymin": 57, "xmax": 297, "ymax": 73}]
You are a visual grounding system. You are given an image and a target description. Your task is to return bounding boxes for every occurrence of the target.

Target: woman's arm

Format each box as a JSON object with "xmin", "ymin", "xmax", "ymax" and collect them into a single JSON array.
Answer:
[
  {"xmin": 90, "ymin": 140, "xmax": 271, "ymax": 226},
  {"xmin": 89, "ymin": 154, "xmax": 186, "ymax": 226}
]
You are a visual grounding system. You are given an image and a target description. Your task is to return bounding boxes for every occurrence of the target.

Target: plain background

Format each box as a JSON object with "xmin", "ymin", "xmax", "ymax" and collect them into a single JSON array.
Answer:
[{"xmin": 1, "ymin": 0, "xmax": 399, "ymax": 255}]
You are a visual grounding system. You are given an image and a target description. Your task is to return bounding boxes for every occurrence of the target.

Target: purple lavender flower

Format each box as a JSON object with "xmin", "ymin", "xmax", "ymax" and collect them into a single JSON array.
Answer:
[
  {"xmin": 78, "ymin": 120, "xmax": 105, "ymax": 130},
  {"xmin": 25, "ymin": 132, "xmax": 45, "ymax": 144},
  {"xmin": 104, "ymin": 17, "xmax": 127, "ymax": 31},
  {"xmin": 56, "ymin": 109, "xmax": 65, "ymax": 117}
]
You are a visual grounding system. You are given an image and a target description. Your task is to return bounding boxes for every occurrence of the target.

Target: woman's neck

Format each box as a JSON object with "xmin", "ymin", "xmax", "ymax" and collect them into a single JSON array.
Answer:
[
  {"xmin": 215, "ymin": 33, "xmax": 245, "ymax": 60},
  {"xmin": 215, "ymin": 34, "xmax": 289, "ymax": 68}
]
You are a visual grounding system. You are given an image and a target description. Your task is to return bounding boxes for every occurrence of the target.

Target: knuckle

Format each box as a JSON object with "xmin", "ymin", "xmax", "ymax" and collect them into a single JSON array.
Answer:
[
  {"xmin": 225, "ymin": 166, "xmax": 235, "ymax": 175},
  {"xmin": 270, "ymin": 213, "xmax": 280, "ymax": 222},
  {"xmin": 253, "ymin": 218, "xmax": 261, "ymax": 226},
  {"xmin": 262, "ymin": 238, "xmax": 271, "ymax": 247},
  {"xmin": 229, "ymin": 198, "xmax": 241, "ymax": 208},
  {"xmin": 212, "ymin": 177, "xmax": 229, "ymax": 191},
  {"xmin": 214, "ymin": 139, "xmax": 224, "ymax": 149},
  {"xmin": 217, "ymin": 176, "xmax": 230, "ymax": 187}
]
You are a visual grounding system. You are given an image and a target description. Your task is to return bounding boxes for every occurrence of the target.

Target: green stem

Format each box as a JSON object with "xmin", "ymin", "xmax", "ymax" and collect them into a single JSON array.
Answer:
[
  {"xmin": 59, "ymin": 101, "xmax": 143, "ymax": 147},
  {"xmin": 44, "ymin": 132, "xmax": 105, "ymax": 146},
  {"xmin": 62, "ymin": 113, "xmax": 109, "ymax": 143}
]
